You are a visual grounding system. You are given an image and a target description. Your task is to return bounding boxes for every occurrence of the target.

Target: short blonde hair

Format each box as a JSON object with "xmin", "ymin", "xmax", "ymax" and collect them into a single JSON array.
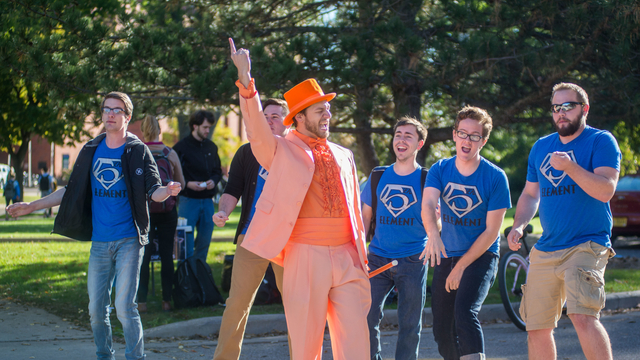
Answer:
[
  {"xmin": 141, "ymin": 115, "xmax": 160, "ymax": 142},
  {"xmin": 455, "ymin": 106, "xmax": 493, "ymax": 138}
]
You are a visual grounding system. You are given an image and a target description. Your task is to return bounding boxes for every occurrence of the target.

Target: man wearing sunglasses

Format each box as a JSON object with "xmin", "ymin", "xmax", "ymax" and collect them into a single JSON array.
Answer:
[
  {"xmin": 421, "ymin": 106, "xmax": 511, "ymax": 360},
  {"xmin": 507, "ymin": 83, "xmax": 621, "ymax": 360},
  {"xmin": 7, "ymin": 92, "xmax": 182, "ymax": 360}
]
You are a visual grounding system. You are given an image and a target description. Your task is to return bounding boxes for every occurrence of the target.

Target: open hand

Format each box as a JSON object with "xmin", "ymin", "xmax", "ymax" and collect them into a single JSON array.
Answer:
[
  {"xmin": 6, "ymin": 202, "xmax": 33, "ymax": 218},
  {"xmin": 419, "ymin": 235, "xmax": 447, "ymax": 266}
]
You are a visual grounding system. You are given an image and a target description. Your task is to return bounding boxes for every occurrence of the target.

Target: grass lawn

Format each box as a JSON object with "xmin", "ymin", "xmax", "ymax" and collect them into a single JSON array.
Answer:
[
  {"xmin": 0, "ymin": 202, "xmax": 240, "ymax": 240},
  {"xmin": 1, "ymin": 205, "xmax": 637, "ymax": 336}
]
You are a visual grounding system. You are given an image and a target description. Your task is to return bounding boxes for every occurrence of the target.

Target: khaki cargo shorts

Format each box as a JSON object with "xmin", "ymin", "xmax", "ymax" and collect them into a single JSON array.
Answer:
[{"xmin": 519, "ymin": 241, "xmax": 614, "ymax": 331}]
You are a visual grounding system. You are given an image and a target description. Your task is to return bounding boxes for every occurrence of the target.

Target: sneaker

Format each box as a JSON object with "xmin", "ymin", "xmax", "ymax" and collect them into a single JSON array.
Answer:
[{"xmin": 138, "ymin": 302, "xmax": 147, "ymax": 313}]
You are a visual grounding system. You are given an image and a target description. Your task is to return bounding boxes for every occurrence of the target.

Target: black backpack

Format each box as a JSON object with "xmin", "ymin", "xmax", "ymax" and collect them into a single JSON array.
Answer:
[
  {"xmin": 39, "ymin": 174, "xmax": 50, "ymax": 191},
  {"xmin": 173, "ymin": 257, "xmax": 224, "ymax": 309},
  {"xmin": 221, "ymin": 254, "xmax": 234, "ymax": 293},
  {"xmin": 148, "ymin": 146, "xmax": 176, "ymax": 213},
  {"xmin": 4, "ymin": 179, "xmax": 16, "ymax": 199},
  {"xmin": 367, "ymin": 165, "xmax": 428, "ymax": 242},
  {"xmin": 194, "ymin": 258, "xmax": 225, "ymax": 306},
  {"xmin": 254, "ymin": 264, "xmax": 282, "ymax": 305}
]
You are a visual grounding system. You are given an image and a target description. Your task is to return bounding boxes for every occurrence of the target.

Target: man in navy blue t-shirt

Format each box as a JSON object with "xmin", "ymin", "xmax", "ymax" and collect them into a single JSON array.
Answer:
[
  {"xmin": 421, "ymin": 106, "xmax": 511, "ymax": 360},
  {"xmin": 8, "ymin": 92, "xmax": 182, "ymax": 360},
  {"xmin": 507, "ymin": 83, "xmax": 620, "ymax": 360},
  {"xmin": 362, "ymin": 116, "xmax": 432, "ymax": 360}
]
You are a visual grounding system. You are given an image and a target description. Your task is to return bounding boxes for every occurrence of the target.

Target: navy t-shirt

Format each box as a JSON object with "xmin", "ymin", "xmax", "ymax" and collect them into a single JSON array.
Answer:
[
  {"xmin": 90, "ymin": 140, "xmax": 137, "ymax": 242},
  {"xmin": 362, "ymin": 165, "xmax": 428, "ymax": 258},
  {"xmin": 426, "ymin": 157, "xmax": 511, "ymax": 257},
  {"xmin": 527, "ymin": 126, "xmax": 621, "ymax": 251}
]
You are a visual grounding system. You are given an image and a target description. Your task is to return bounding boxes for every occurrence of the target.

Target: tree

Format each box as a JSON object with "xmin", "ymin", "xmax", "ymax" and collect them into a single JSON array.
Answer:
[{"xmin": 0, "ymin": 0, "xmax": 133, "ymax": 192}]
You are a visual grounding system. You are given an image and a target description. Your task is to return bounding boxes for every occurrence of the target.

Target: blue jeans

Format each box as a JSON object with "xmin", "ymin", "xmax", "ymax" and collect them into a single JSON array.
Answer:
[
  {"xmin": 178, "ymin": 196, "xmax": 215, "ymax": 261},
  {"xmin": 88, "ymin": 237, "xmax": 145, "ymax": 360},
  {"xmin": 431, "ymin": 251, "xmax": 498, "ymax": 360},
  {"xmin": 367, "ymin": 252, "xmax": 427, "ymax": 360}
]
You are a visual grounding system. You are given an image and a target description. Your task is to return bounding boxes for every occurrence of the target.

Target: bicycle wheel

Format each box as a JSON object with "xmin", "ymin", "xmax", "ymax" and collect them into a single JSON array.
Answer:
[{"xmin": 498, "ymin": 251, "xmax": 528, "ymax": 331}]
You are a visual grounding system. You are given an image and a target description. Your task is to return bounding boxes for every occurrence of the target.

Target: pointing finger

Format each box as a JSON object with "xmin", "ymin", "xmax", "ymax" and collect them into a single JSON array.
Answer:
[{"xmin": 229, "ymin": 38, "xmax": 236, "ymax": 54}]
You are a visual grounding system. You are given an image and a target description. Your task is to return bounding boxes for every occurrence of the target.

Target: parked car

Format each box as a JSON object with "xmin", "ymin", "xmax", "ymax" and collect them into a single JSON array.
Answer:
[{"xmin": 610, "ymin": 175, "xmax": 640, "ymax": 244}]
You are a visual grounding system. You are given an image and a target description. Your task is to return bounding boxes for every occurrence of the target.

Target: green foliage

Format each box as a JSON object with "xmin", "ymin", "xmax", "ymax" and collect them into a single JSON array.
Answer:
[
  {"xmin": 212, "ymin": 122, "xmax": 242, "ymax": 170},
  {"xmin": 2, "ymin": 0, "xmax": 640, "ymax": 178},
  {"xmin": 612, "ymin": 121, "xmax": 640, "ymax": 176}
]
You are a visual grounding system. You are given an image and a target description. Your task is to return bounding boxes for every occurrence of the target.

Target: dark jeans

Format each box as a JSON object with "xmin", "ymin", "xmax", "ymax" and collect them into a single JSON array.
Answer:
[
  {"xmin": 431, "ymin": 251, "xmax": 498, "ymax": 360},
  {"xmin": 367, "ymin": 252, "xmax": 427, "ymax": 360},
  {"xmin": 138, "ymin": 208, "xmax": 178, "ymax": 302}
]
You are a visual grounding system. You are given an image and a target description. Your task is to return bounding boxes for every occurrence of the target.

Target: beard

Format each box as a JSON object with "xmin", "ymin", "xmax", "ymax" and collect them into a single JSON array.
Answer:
[
  {"xmin": 554, "ymin": 114, "xmax": 584, "ymax": 137},
  {"xmin": 196, "ymin": 128, "xmax": 209, "ymax": 141},
  {"xmin": 301, "ymin": 118, "xmax": 329, "ymax": 139}
]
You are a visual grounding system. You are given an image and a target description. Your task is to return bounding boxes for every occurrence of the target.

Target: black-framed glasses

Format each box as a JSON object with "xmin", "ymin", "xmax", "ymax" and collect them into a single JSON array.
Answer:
[
  {"xmin": 455, "ymin": 130, "xmax": 483, "ymax": 142},
  {"xmin": 551, "ymin": 102, "xmax": 584, "ymax": 113},
  {"xmin": 102, "ymin": 107, "xmax": 126, "ymax": 115}
]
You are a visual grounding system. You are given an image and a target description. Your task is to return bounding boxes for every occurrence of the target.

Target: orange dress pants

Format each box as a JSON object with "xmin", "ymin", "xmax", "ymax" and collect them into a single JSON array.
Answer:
[{"xmin": 282, "ymin": 240, "xmax": 371, "ymax": 360}]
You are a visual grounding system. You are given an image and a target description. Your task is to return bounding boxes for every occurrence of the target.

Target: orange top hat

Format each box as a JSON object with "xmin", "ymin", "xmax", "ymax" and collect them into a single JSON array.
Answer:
[{"xmin": 283, "ymin": 79, "xmax": 336, "ymax": 126}]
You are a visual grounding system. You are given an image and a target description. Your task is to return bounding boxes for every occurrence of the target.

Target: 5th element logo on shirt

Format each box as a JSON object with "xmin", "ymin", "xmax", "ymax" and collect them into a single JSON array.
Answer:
[
  {"xmin": 442, "ymin": 183, "xmax": 483, "ymax": 219},
  {"xmin": 93, "ymin": 158, "xmax": 126, "ymax": 198},
  {"xmin": 540, "ymin": 150, "xmax": 576, "ymax": 187},
  {"xmin": 378, "ymin": 184, "xmax": 418, "ymax": 227}
]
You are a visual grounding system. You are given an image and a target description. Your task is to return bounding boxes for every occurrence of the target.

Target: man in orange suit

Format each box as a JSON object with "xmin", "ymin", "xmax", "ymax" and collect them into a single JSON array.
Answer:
[{"xmin": 229, "ymin": 38, "xmax": 371, "ymax": 360}]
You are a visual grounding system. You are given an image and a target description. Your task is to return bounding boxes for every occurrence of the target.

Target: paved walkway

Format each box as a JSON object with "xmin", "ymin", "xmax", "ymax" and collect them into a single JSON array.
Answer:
[{"xmin": 2, "ymin": 290, "xmax": 640, "ymax": 360}]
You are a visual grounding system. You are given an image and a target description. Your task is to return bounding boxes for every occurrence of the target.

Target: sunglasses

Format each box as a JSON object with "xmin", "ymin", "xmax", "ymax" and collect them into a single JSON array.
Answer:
[
  {"xmin": 455, "ymin": 130, "xmax": 483, "ymax": 142},
  {"xmin": 551, "ymin": 102, "xmax": 584, "ymax": 113},
  {"xmin": 102, "ymin": 107, "xmax": 126, "ymax": 115}
]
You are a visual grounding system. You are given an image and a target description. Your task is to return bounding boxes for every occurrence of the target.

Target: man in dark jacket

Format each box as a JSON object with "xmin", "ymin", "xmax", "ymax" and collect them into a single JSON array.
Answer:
[
  {"xmin": 173, "ymin": 110, "xmax": 222, "ymax": 262},
  {"xmin": 211, "ymin": 98, "xmax": 290, "ymax": 360},
  {"xmin": 7, "ymin": 92, "xmax": 182, "ymax": 360}
]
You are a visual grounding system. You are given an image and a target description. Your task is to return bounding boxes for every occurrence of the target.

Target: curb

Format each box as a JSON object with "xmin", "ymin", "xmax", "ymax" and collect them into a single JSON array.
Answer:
[{"xmin": 144, "ymin": 290, "xmax": 640, "ymax": 339}]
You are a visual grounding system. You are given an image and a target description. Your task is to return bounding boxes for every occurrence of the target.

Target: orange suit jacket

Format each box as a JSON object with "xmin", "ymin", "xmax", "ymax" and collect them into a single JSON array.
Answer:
[{"xmin": 237, "ymin": 89, "xmax": 368, "ymax": 271}]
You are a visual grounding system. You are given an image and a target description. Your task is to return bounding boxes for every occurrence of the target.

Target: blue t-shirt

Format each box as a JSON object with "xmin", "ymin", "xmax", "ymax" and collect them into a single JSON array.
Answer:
[
  {"xmin": 241, "ymin": 166, "xmax": 268, "ymax": 234},
  {"xmin": 362, "ymin": 165, "xmax": 428, "ymax": 258},
  {"xmin": 90, "ymin": 140, "xmax": 137, "ymax": 242},
  {"xmin": 426, "ymin": 157, "xmax": 511, "ymax": 257},
  {"xmin": 527, "ymin": 126, "xmax": 621, "ymax": 251}
]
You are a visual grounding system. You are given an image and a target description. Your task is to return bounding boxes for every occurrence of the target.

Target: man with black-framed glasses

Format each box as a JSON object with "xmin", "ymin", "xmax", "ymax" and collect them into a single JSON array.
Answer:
[
  {"xmin": 507, "ymin": 82, "xmax": 620, "ymax": 360},
  {"xmin": 8, "ymin": 91, "xmax": 182, "ymax": 359},
  {"xmin": 421, "ymin": 106, "xmax": 511, "ymax": 360}
]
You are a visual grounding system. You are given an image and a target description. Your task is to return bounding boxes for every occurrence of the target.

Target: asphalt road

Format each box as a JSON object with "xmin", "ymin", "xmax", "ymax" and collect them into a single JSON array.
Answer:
[{"xmin": 144, "ymin": 308, "xmax": 640, "ymax": 360}]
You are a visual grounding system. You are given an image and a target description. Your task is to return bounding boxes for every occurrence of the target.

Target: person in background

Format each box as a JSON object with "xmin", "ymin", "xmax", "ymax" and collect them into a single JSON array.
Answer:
[
  {"xmin": 211, "ymin": 98, "xmax": 291, "ymax": 360},
  {"xmin": 173, "ymin": 110, "xmax": 223, "ymax": 262},
  {"xmin": 38, "ymin": 165, "xmax": 54, "ymax": 217},
  {"xmin": 137, "ymin": 115, "xmax": 186, "ymax": 313},
  {"xmin": 4, "ymin": 169, "xmax": 19, "ymax": 220}
]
